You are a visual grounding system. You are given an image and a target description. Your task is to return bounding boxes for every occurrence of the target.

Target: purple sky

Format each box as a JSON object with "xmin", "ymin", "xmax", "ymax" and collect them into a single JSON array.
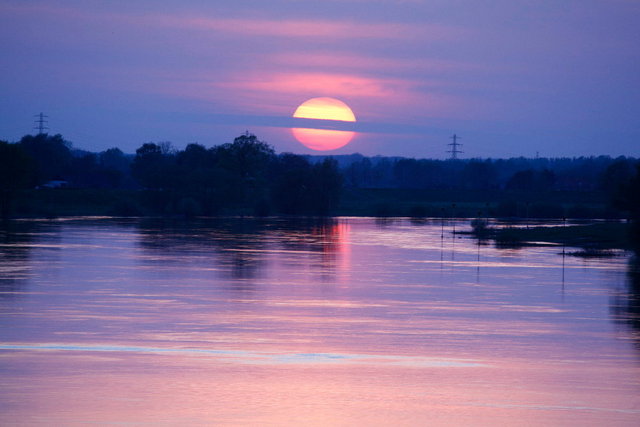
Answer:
[{"xmin": 1, "ymin": 0, "xmax": 639, "ymax": 158}]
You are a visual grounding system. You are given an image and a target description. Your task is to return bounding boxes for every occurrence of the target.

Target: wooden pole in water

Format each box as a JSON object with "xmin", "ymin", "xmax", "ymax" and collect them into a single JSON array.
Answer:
[{"xmin": 451, "ymin": 203, "xmax": 456, "ymax": 235}]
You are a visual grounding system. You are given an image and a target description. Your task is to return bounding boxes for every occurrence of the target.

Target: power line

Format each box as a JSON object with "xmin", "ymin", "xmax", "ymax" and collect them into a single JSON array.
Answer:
[
  {"xmin": 447, "ymin": 133, "xmax": 463, "ymax": 160},
  {"xmin": 34, "ymin": 112, "xmax": 49, "ymax": 134}
]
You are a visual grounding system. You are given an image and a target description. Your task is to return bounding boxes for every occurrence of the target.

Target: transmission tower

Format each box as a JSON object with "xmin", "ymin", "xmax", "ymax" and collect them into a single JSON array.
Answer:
[
  {"xmin": 34, "ymin": 112, "xmax": 49, "ymax": 134},
  {"xmin": 447, "ymin": 134, "xmax": 463, "ymax": 160}
]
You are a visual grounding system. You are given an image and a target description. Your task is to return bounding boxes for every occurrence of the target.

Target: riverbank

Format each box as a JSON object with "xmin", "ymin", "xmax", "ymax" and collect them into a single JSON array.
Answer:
[
  {"xmin": 339, "ymin": 187, "xmax": 612, "ymax": 218},
  {"xmin": 4, "ymin": 199, "xmax": 638, "ymax": 255},
  {"xmin": 8, "ymin": 187, "xmax": 617, "ymax": 219}
]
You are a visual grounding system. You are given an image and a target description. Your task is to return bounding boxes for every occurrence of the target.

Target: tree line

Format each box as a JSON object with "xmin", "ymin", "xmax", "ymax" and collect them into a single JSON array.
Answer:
[
  {"xmin": 0, "ymin": 133, "xmax": 342, "ymax": 217},
  {"xmin": 342, "ymin": 154, "xmax": 638, "ymax": 192},
  {"xmin": 0, "ymin": 132, "xmax": 638, "ymax": 227}
]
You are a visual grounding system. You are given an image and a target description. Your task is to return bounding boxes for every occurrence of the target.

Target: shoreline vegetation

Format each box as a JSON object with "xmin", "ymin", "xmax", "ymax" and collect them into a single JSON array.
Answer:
[
  {"xmin": 2, "ymin": 189, "xmax": 637, "ymax": 253},
  {"xmin": 1, "ymin": 132, "xmax": 639, "ymax": 252},
  {"xmin": 466, "ymin": 220, "xmax": 636, "ymax": 254},
  {"xmin": 3, "ymin": 187, "xmax": 620, "ymax": 219}
]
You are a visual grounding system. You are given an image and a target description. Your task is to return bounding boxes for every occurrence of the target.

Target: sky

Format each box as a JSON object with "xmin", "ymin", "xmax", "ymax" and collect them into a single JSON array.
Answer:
[{"xmin": 1, "ymin": 0, "xmax": 639, "ymax": 158}]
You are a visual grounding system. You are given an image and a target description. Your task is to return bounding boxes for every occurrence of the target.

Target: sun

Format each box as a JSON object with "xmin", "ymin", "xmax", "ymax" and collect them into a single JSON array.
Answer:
[{"xmin": 291, "ymin": 97, "xmax": 357, "ymax": 151}]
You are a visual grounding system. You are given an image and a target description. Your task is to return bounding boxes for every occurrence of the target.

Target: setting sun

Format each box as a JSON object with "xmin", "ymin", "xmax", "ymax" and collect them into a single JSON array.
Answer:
[{"xmin": 292, "ymin": 97, "xmax": 356, "ymax": 151}]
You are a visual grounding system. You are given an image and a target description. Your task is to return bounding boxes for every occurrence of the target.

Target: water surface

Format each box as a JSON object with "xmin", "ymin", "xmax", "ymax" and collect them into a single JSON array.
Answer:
[{"xmin": 1, "ymin": 217, "xmax": 638, "ymax": 425}]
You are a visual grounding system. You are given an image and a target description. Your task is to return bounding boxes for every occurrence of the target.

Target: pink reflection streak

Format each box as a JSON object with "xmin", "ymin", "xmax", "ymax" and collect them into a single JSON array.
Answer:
[{"xmin": 320, "ymin": 222, "xmax": 351, "ymax": 277}]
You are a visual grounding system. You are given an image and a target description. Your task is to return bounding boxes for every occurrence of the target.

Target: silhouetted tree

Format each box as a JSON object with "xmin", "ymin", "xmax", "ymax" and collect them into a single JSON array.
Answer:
[
  {"xmin": 346, "ymin": 157, "xmax": 373, "ymax": 187},
  {"xmin": 99, "ymin": 148, "xmax": 132, "ymax": 188},
  {"xmin": 0, "ymin": 141, "xmax": 31, "ymax": 218},
  {"xmin": 272, "ymin": 153, "xmax": 313, "ymax": 214},
  {"xmin": 271, "ymin": 155, "xmax": 342, "ymax": 215},
  {"xmin": 309, "ymin": 158, "xmax": 342, "ymax": 215},
  {"xmin": 601, "ymin": 158, "xmax": 635, "ymax": 193},
  {"xmin": 18, "ymin": 134, "xmax": 72, "ymax": 186},
  {"xmin": 506, "ymin": 169, "xmax": 555, "ymax": 191},
  {"xmin": 131, "ymin": 142, "xmax": 175, "ymax": 190},
  {"xmin": 462, "ymin": 160, "xmax": 498, "ymax": 190},
  {"xmin": 394, "ymin": 159, "xmax": 423, "ymax": 188},
  {"xmin": 100, "ymin": 147, "xmax": 129, "ymax": 171},
  {"xmin": 173, "ymin": 143, "xmax": 223, "ymax": 215},
  {"xmin": 213, "ymin": 133, "xmax": 276, "ymax": 208},
  {"xmin": 70, "ymin": 153, "xmax": 96, "ymax": 187},
  {"xmin": 614, "ymin": 163, "xmax": 640, "ymax": 245}
]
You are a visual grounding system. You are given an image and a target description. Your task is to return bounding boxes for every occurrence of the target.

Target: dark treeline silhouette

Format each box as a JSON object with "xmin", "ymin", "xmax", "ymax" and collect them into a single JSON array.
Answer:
[
  {"xmin": 0, "ymin": 132, "xmax": 341, "ymax": 217},
  {"xmin": 339, "ymin": 154, "xmax": 638, "ymax": 192},
  {"xmin": 325, "ymin": 153, "xmax": 638, "ymax": 222},
  {"xmin": 129, "ymin": 133, "xmax": 342, "ymax": 216},
  {"xmin": 614, "ymin": 162, "xmax": 640, "ymax": 244},
  {"xmin": 0, "ymin": 132, "xmax": 638, "ymax": 226}
]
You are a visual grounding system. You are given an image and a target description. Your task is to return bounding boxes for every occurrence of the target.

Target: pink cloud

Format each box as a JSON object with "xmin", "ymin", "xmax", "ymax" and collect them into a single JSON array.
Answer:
[
  {"xmin": 149, "ymin": 15, "xmax": 465, "ymax": 41},
  {"xmin": 214, "ymin": 71, "xmax": 420, "ymax": 100},
  {"xmin": 270, "ymin": 52, "xmax": 484, "ymax": 74},
  {"xmin": 1, "ymin": 3, "xmax": 467, "ymax": 42},
  {"xmin": 0, "ymin": 2, "xmax": 489, "ymax": 125},
  {"xmin": 151, "ymin": 68, "xmax": 486, "ymax": 124}
]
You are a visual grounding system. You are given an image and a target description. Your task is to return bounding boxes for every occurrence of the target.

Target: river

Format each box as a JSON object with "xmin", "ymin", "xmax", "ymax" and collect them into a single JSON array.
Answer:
[{"xmin": 0, "ymin": 217, "xmax": 638, "ymax": 425}]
